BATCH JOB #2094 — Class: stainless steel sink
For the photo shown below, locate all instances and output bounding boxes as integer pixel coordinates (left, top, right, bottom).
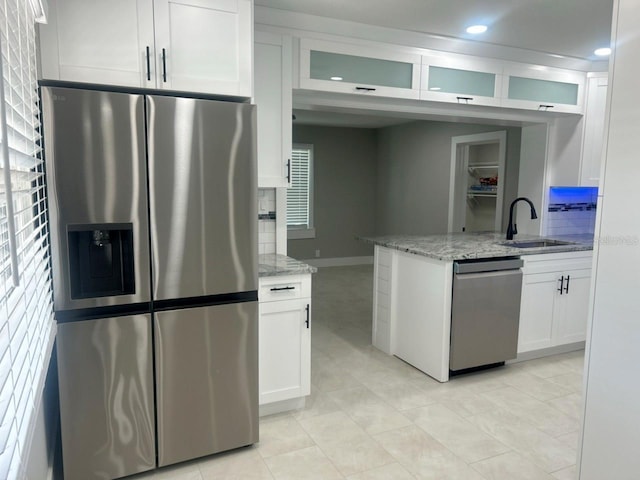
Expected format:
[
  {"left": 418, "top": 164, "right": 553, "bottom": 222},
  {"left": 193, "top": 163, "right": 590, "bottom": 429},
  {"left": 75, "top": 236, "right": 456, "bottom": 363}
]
[{"left": 501, "top": 239, "right": 576, "bottom": 248}]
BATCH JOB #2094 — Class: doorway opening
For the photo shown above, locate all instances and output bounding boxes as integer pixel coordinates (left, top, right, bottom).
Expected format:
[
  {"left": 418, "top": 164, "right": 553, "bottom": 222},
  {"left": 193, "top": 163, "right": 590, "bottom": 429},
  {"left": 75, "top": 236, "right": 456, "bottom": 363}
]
[{"left": 448, "top": 131, "right": 507, "bottom": 233}]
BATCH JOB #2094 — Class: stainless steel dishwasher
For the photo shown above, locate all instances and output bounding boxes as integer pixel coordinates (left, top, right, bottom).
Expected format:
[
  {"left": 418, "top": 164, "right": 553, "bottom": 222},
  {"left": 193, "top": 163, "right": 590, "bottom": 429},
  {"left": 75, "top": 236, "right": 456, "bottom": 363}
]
[{"left": 450, "top": 257, "right": 523, "bottom": 373}]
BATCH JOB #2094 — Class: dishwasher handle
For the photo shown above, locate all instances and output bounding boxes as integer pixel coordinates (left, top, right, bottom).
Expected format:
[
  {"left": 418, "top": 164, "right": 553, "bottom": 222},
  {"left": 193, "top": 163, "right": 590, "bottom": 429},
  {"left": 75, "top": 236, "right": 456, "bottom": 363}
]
[
  {"left": 454, "top": 269, "right": 523, "bottom": 282},
  {"left": 454, "top": 258, "right": 523, "bottom": 274}
]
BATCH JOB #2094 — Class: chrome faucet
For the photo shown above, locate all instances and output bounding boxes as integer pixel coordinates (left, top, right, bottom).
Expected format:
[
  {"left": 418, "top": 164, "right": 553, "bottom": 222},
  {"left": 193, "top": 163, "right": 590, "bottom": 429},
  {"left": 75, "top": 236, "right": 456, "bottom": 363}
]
[{"left": 506, "top": 197, "right": 538, "bottom": 240}]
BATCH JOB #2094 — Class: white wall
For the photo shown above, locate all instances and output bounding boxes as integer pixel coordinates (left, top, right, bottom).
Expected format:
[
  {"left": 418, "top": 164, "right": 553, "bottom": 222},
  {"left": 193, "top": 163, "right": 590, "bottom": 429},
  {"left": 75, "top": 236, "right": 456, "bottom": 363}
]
[{"left": 579, "top": 1, "right": 640, "bottom": 478}]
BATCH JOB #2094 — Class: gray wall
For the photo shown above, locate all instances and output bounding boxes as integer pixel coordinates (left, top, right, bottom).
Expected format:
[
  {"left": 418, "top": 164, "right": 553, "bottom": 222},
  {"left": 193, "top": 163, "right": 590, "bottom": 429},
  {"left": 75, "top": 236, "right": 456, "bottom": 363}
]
[
  {"left": 288, "top": 125, "right": 377, "bottom": 259},
  {"left": 375, "top": 120, "right": 521, "bottom": 235}
]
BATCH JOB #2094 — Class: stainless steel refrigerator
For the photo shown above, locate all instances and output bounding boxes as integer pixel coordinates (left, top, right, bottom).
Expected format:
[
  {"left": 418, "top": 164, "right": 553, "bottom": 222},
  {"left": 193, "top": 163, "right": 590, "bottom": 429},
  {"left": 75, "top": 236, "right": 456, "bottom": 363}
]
[{"left": 42, "top": 84, "right": 258, "bottom": 480}]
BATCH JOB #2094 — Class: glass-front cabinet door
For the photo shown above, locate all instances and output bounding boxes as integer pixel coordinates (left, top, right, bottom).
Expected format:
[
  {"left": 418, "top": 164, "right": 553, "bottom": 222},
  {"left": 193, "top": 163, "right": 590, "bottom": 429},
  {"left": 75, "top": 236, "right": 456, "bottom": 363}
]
[
  {"left": 420, "top": 54, "right": 503, "bottom": 107},
  {"left": 502, "top": 64, "right": 586, "bottom": 114},
  {"left": 299, "top": 38, "right": 421, "bottom": 99}
]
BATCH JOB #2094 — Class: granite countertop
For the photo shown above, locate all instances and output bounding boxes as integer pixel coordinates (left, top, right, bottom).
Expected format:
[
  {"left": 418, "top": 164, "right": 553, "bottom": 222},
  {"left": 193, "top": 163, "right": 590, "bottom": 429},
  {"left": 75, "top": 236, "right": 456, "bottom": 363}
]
[
  {"left": 258, "top": 254, "right": 318, "bottom": 277},
  {"left": 360, "top": 232, "right": 593, "bottom": 261}
]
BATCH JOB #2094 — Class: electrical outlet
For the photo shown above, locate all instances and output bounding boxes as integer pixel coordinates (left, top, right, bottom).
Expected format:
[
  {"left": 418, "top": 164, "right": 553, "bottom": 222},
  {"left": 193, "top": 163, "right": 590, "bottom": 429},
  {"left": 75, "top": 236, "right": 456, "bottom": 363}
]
[{"left": 315, "top": 249, "right": 320, "bottom": 258}]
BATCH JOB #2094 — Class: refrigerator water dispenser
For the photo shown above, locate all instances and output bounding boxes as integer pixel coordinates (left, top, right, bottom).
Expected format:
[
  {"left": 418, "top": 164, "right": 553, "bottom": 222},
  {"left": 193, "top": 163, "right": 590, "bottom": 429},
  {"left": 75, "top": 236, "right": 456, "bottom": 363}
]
[{"left": 67, "top": 223, "right": 135, "bottom": 299}]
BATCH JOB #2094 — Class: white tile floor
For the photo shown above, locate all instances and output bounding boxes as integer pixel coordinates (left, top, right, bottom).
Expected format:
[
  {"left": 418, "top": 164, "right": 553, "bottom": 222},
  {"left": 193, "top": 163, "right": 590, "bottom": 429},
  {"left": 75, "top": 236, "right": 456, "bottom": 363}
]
[{"left": 132, "top": 265, "right": 585, "bottom": 480}]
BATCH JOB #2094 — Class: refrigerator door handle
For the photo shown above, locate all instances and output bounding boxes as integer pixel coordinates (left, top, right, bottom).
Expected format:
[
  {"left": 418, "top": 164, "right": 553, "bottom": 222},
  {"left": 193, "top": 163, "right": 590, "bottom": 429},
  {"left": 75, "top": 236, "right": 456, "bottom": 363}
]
[
  {"left": 146, "top": 46, "right": 151, "bottom": 81},
  {"left": 161, "top": 48, "right": 167, "bottom": 82},
  {"left": 305, "top": 304, "right": 310, "bottom": 328}
]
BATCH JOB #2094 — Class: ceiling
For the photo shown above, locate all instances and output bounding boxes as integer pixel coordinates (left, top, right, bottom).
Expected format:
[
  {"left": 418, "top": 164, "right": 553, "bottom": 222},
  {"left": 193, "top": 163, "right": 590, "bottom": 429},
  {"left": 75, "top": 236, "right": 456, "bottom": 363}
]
[
  {"left": 254, "top": 0, "right": 613, "bottom": 61},
  {"left": 260, "top": 0, "right": 614, "bottom": 129}
]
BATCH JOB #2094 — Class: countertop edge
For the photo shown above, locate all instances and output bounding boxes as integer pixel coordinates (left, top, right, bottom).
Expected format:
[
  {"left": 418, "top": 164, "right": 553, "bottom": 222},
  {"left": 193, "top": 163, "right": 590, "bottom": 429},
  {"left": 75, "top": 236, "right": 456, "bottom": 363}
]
[
  {"left": 360, "top": 234, "right": 594, "bottom": 262},
  {"left": 258, "top": 253, "right": 318, "bottom": 277}
]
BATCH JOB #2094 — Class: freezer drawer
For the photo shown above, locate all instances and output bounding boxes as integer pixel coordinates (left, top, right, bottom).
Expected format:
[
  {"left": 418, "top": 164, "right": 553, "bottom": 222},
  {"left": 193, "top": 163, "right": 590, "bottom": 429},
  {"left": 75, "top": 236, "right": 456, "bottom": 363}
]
[
  {"left": 154, "top": 301, "right": 259, "bottom": 467},
  {"left": 450, "top": 266, "right": 523, "bottom": 371},
  {"left": 56, "top": 314, "right": 155, "bottom": 480}
]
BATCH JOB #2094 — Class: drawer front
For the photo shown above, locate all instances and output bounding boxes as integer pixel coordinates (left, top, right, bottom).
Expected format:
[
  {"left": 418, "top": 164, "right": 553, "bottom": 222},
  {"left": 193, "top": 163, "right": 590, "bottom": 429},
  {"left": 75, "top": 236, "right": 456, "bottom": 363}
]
[
  {"left": 259, "top": 275, "right": 311, "bottom": 302},
  {"left": 523, "top": 251, "right": 593, "bottom": 275}
]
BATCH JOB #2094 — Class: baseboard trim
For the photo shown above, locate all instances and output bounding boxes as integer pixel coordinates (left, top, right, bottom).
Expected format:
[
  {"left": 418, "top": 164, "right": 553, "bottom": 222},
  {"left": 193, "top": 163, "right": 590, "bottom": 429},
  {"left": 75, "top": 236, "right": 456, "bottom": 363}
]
[
  {"left": 302, "top": 256, "right": 374, "bottom": 268},
  {"left": 259, "top": 397, "right": 306, "bottom": 417},
  {"left": 509, "top": 341, "right": 586, "bottom": 363}
]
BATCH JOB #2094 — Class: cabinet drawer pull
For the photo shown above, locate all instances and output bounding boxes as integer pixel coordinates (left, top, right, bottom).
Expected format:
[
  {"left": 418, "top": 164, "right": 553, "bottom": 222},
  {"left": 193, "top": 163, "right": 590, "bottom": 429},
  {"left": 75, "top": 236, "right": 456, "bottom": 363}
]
[
  {"left": 305, "top": 304, "right": 310, "bottom": 328},
  {"left": 145, "top": 46, "right": 151, "bottom": 81},
  {"left": 355, "top": 86, "right": 376, "bottom": 92},
  {"left": 270, "top": 286, "right": 295, "bottom": 291},
  {"left": 558, "top": 276, "right": 564, "bottom": 295},
  {"left": 161, "top": 48, "right": 167, "bottom": 83},
  {"left": 564, "top": 275, "right": 570, "bottom": 294},
  {"left": 457, "top": 96, "right": 474, "bottom": 103},
  {"left": 538, "top": 104, "right": 554, "bottom": 111}
]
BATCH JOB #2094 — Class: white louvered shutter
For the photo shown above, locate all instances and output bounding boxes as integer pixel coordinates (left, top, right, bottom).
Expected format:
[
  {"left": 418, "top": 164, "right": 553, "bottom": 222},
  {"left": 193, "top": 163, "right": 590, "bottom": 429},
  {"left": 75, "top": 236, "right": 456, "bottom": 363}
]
[
  {"left": 286, "top": 145, "right": 313, "bottom": 228},
  {"left": 0, "top": 1, "right": 54, "bottom": 478}
]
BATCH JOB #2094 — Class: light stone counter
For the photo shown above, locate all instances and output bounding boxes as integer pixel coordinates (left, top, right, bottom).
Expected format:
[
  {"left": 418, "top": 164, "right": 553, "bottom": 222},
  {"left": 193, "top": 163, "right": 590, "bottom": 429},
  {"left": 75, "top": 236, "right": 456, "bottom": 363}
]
[
  {"left": 258, "top": 254, "right": 318, "bottom": 277},
  {"left": 360, "top": 232, "right": 592, "bottom": 262}
]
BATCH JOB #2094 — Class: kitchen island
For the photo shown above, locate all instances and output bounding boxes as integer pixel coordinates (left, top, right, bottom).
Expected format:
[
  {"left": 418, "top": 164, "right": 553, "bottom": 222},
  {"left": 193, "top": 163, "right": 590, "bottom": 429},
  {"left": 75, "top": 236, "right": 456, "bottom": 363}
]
[{"left": 362, "top": 233, "right": 593, "bottom": 382}]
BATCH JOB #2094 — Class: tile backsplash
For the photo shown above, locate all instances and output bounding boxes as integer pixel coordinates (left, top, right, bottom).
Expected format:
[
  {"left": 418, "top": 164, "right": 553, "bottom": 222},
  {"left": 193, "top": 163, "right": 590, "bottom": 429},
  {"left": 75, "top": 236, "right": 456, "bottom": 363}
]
[
  {"left": 258, "top": 188, "right": 276, "bottom": 254},
  {"left": 546, "top": 186, "right": 598, "bottom": 236}
]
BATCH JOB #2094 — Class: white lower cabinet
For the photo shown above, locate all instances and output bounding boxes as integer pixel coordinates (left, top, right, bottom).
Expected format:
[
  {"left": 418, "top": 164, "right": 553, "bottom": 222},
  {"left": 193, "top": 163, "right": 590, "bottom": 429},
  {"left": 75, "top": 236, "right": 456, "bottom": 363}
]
[
  {"left": 258, "top": 274, "right": 311, "bottom": 414},
  {"left": 518, "top": 252, "right": 592, "bottom": 353}
]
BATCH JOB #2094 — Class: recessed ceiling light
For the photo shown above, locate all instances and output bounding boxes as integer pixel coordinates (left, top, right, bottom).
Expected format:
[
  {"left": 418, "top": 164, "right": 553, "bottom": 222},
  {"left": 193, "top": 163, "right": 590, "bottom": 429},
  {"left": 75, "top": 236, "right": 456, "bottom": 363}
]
[
  {"left": 330, "top": 76, "right": 343, "bottom": 81},
  {"left": 594, "top": 47, "right": 611, "bottom": 56},
  {"left": 466, "top": 25, "right": 488, "bottom": 35}
]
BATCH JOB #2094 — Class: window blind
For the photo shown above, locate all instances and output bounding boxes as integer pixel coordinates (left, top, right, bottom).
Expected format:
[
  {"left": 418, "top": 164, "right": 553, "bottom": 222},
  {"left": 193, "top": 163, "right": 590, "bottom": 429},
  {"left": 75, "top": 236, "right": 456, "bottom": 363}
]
[
  {"left": 287, "top": 145, "right": 313, "bottom": 228},
  {"left": 0, "top": 1, "right": 54, "bottom": 479}
]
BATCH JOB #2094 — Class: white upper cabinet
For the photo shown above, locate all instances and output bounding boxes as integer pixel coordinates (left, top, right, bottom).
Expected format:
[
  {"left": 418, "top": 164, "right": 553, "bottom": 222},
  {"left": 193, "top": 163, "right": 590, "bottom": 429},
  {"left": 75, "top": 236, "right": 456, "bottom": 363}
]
[
  {"left": 255, "top": 32, "right": 292, "bottom": 188},
  {"left": 420, "top": 54, "right": 503, "bottom": 107},
  {"left": 39, "top": 0, "right": 155, "bottom": 88},
  {"left": 297, "top": 36, "right": 588, "bottom": 115},
  {"left": 580, "top": 74, "right": 609, "bottom": 187},
  {"left": 39, "top": 0, "right": 253, "bottom": 97},
  {"left": 299, "top": 38, "right": 421, "bottom": 100},
  {"left": 502, "top": 64, "right": 586, "bottom": 114},
  {"left": 153, "top": 0, "right": 252, "bottom": 96}
]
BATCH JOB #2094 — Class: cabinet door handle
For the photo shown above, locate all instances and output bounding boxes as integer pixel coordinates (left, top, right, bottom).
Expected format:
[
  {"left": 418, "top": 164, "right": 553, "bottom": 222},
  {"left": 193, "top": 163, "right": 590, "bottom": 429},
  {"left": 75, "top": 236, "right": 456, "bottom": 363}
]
[
  {"left": 305, "top": 304, "right": 310, "bottom": 328},
  {"left": 538, "top": 104, "right": 554, "bottom": 111},
  {"left": 286, "top": 158, "right": 291, "bottom": 183},
  {"left": 557, "top": 276, "right": 564, "bottom": 295},
  {"left": 355, "top": 86, "right": 376, "bottom": 92},
  {"left": 161, "top": 48, "right": 167, "bottom": 83},
  {"left": 270, "top": 286, "right": 295, "bottom": 291},
  {"left": 145, "top": 46, "right": 151, "bottom": 81},
  {"left": 564, "top": 275, "right": 570, "bottom": 294},
  {"left": 457, "top": 96, "right": 474, "bottom": 103}
]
